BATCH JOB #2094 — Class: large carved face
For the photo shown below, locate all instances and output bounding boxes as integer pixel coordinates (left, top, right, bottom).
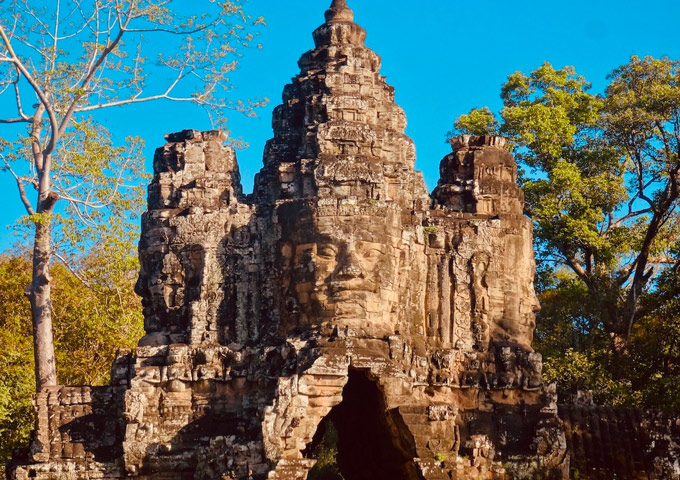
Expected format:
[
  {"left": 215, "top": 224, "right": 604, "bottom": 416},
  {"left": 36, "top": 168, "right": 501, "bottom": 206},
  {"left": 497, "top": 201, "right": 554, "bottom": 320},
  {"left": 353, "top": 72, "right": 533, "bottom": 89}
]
[{"left": 278, "top": 204, "right": 402, "bottom": 336}]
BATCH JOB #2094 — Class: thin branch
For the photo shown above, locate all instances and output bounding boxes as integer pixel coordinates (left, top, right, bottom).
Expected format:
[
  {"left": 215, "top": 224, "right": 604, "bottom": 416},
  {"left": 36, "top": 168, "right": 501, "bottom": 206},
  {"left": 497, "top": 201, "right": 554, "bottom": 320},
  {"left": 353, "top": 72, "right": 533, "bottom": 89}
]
[
  {"left": 79, "top": 1, "right": 103, "bottom": 86},
  {"left": 55, "top": 2, "right": 135, "bottom": 143},
  {"left": 51, "top": 0, "right": 61, "bottom": 73},
  {"left": 609, "top": 208, "right": 653, "bottom": 229},
  {"left": 75, "top": 92, "right": 201, "bottom": 111},
  {"left": 647, "top": 256, "right": 677, "bottom": 265},
  {"left": 123, "top": 25, "right": 219, "bottom": 35},
  {"left": 58, "top": 194, "right": 112, "bottom": 209},
  {"left": 1, "top": 154, "right": 36, "bottom": 215},
  {"left": 631, "top": 148, "right": 656, "bottom": 209},
  {"left": 58, "top": 153, "right": 130, "bottom": 210},
  {"left": 0, "top": 117, "right": 33, "bottom": 124},
  {"left": 12, "top": 67, "right": 31, "bottom": 121},
  {"left": 52, "top": 251, "right": 110, "bottom": 295},
  {"left": 22, "top": 1, "right": 53, "bottom": 39},
  {"left": 12, "top": 34, "right": 45, "bottom": 57},
  {"left": 0, "top": 25, "right": 60, "bottom": 160},
  {"left": 55, "top": 0, "right": 95, "bottom": 40}
]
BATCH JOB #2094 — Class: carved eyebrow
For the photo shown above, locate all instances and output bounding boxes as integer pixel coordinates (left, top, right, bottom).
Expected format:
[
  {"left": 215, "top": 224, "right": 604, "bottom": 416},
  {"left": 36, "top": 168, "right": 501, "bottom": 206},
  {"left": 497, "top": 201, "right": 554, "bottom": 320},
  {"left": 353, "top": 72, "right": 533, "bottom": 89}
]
[
  {"left": 316, "top": 243, "right": 339, "bottom": 254},
  {"left": 357, "top": 242, "right": 386, "bottom": 252}
]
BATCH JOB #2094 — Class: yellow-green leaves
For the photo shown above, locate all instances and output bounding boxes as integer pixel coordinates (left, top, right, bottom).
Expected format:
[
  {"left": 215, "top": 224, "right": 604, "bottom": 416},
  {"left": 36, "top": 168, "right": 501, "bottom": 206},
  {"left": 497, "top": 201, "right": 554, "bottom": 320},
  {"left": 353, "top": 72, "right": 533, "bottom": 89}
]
[
  {"left": 543, "top": 349, "right": 641, "bottom": 407},
  {"left": 526, "top": 157, "right": 628, "bottom": 267},
  {"left": 604, "top": 56, "right": 680, "bottom": 169},
  {"left": 503, "top": 102, "right": 578, "bottom": 163},
  {"left": 448, "top": 106, "right": 499, "bottom": 138},
  {"left": 0, "top": 253, "right": 143, "bottom": 473},
  {"left": 500, "top": 63, "right": 603, "bottom": 168}
]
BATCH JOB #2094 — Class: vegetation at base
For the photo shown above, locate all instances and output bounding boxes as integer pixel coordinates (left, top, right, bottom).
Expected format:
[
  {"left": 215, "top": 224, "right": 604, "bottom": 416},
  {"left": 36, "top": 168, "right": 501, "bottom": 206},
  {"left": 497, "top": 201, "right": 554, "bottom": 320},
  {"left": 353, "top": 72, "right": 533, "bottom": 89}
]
[
  {"left": 537, "top": 264, "right": 680, "bottom": 409},
  {"left": 0, "top": 251, "right": 143, "bottom": 474},
  {"left": 307, "top": 420, "right": 344, "bottom": 480},
  {"left": 452, "top": 56, "right": 680, "bottom": 411}
]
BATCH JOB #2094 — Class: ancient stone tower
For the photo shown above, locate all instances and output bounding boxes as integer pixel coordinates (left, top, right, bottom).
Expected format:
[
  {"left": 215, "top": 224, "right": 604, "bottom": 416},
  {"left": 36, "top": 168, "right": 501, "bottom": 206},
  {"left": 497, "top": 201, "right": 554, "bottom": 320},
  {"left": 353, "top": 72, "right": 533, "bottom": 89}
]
[{"left": 9, "top": 1, "right": 680, "bottom": 479}]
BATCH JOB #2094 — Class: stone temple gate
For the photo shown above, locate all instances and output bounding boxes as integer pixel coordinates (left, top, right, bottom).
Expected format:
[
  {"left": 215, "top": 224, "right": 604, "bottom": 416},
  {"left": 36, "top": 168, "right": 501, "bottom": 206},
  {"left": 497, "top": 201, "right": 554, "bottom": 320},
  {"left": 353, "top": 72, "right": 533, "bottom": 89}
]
[{"left": 9, "top": 1, "right": 680, "bottom": 479}]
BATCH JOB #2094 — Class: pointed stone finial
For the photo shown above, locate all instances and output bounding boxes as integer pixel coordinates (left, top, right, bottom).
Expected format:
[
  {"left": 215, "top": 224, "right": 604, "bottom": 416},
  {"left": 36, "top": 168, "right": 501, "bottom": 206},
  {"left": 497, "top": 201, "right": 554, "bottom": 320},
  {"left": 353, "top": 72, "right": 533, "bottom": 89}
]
[{"left": 325, "top": 0, "right": 354, "bottom": 23}]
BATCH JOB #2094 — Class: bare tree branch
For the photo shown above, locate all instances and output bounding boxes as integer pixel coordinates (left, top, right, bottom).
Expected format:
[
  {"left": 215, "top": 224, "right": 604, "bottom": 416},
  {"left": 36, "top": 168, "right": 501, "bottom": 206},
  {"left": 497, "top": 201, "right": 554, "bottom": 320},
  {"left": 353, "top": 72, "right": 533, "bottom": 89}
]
[
  {"left": 54, "top": 2, "right": 134, "bottom": 145},
  {"left": 51, "top": 0, "right": 61, "bottom": 73},
  {"left": 647, "top": 256, "right": 677, "bottom": 265},
  {"left": 610, "top": 208, "right": 653, "bottom": 230},
  {"left": 0, "top": 117, "right": 33, "bottom": 123},
  {"left": 123, "top": 25, "right": 219, "bottom": 35},
  {"left": 0, "top": 24, "right": 60, "bottom": 162},
  {"left": 52, "top": 251, "right": 111, "bottom": 295},
  {"left": 21, "top": 0, "right": 54, "bottom": 39},
  {"left": 75, "top": 92, "right": 203, "bottom": 111},
  {"left": 1, "top": 154, "right": 36, "bottom": 215}
]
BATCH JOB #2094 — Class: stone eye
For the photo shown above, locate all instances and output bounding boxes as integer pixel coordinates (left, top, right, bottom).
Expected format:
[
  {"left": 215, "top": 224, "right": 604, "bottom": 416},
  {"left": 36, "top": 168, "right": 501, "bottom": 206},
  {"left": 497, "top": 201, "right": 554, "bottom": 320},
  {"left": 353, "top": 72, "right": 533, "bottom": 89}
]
[
  {"left": 317, "top": 244, "right": 338, "bottom": 258},
  {"left": 363, "top": 248, "right": 383, "bottom": 261}
]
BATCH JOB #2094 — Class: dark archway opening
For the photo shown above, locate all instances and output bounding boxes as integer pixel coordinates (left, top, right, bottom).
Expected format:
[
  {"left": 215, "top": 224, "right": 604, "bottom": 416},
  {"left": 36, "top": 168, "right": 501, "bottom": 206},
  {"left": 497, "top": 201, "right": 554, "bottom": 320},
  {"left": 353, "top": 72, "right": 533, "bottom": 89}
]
[{"left": 305, "top": 369, "right": 419, "bottom": 480}]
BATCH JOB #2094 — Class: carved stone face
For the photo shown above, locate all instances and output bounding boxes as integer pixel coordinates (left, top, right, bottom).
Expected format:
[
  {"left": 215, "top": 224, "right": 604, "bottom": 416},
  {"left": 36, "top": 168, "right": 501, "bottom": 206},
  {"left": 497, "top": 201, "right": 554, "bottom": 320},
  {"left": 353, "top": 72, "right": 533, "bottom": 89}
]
[
  {"left": 312, "top": 235, "right": 389, "bottom": 316},
  {"left": 516, "top": 239, "right": 541, "bottom": 345},
  {"left": 279, "top": 205, "right": 402, "bottom": 336}
]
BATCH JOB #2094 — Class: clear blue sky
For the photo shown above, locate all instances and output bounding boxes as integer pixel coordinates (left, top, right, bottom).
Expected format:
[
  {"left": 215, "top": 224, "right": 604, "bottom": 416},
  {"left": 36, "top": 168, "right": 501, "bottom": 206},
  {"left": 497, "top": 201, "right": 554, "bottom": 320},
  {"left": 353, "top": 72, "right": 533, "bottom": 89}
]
[{"left": 1, "top": 0, "right": 680, "bottom": 250}]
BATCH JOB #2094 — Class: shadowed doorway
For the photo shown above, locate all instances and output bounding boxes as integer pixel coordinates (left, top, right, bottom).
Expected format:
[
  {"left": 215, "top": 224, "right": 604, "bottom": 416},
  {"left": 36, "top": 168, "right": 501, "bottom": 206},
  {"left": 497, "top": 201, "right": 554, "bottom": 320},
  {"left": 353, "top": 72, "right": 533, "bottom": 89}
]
[{"left": 305, "top": 369, "right": 420, "bottom": 480}]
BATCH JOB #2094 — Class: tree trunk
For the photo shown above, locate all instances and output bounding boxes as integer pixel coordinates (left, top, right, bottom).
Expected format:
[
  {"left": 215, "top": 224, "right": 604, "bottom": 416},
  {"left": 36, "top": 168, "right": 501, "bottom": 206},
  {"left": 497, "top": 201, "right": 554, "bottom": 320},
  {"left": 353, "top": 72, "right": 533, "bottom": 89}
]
[{"left": 29, "top": 215, "right": 58, "bottom": 390}]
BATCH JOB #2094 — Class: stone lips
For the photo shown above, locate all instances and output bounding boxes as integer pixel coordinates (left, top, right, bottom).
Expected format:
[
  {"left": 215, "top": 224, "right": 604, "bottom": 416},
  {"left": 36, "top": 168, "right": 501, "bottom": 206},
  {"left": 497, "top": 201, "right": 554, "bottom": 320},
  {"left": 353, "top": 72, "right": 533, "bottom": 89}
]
[{"left": 8, "top": 2, "right": 680, "bottom": 480}]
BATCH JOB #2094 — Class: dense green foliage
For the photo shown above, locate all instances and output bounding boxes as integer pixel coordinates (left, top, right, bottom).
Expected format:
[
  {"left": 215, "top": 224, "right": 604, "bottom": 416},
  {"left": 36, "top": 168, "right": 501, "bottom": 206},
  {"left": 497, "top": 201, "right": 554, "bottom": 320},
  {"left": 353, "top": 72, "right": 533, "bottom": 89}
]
[
  {"left": 0, "top": 252, "right": 143, "bottom": 473},
  {"left": 453, "top": 56, "right": 680, "bottom": 410}
]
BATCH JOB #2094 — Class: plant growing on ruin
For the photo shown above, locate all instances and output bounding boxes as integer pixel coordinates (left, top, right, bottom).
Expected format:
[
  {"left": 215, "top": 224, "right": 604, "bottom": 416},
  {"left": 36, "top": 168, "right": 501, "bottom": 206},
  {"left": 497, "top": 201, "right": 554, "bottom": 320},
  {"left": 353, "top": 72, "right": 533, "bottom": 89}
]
[{"left": 0, "top": 0, "right": 266, "bottom": 390}]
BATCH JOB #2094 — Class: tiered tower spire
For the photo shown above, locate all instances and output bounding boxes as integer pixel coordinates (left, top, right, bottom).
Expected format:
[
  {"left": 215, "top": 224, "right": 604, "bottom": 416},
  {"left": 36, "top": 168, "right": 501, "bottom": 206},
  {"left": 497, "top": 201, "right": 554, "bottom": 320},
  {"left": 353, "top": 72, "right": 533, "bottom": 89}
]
[{"left": 254, "top": 0, "right": 426, "bottom": 211}]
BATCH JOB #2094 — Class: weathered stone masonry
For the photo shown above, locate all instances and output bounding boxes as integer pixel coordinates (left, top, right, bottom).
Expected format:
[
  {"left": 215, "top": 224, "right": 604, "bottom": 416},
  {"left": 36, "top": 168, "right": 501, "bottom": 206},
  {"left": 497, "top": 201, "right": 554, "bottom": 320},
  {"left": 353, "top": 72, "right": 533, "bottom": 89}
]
[{"left": 9, "top": 1, "right": 680, "bottom": 479}]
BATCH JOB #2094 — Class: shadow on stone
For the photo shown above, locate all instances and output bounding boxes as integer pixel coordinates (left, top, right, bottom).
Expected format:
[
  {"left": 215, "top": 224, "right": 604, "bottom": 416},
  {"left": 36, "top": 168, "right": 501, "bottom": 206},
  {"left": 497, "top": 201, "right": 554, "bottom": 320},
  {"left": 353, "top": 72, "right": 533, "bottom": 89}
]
[{"left": 306, "top": 369, "right": 420, "bottom": 480}]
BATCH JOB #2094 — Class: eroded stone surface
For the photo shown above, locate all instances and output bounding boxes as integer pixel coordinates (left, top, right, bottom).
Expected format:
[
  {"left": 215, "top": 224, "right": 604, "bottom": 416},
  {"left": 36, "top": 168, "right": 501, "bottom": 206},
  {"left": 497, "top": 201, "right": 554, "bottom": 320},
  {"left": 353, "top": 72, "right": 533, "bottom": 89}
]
[{"left": 8, "top": 2, "right": 679, "bottom": 480}]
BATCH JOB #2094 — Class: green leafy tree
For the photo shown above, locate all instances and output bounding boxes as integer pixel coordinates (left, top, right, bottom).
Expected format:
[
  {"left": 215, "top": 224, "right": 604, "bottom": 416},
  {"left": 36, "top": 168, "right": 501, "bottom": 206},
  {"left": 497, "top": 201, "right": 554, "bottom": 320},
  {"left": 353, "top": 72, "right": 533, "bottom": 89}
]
[
  {"left": 452, "top": 57, "right": 680, "bottom": 407},
  {"left": 627, "top": 257, "right": 680, "bottom": 410},
  {"left": 0, "top": 252, "right": 143, "bottom": 475},
  {"left": 0, "top": 0, "right": 266, "bottom": 390}
]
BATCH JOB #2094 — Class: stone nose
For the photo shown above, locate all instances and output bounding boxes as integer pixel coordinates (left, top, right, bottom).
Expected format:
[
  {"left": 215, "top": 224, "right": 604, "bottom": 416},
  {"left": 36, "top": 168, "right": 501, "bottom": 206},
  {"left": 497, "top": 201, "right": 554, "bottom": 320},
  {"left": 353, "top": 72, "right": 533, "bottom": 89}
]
[{"left": 335, "top": 250, "right": 365, "bottom": 280}]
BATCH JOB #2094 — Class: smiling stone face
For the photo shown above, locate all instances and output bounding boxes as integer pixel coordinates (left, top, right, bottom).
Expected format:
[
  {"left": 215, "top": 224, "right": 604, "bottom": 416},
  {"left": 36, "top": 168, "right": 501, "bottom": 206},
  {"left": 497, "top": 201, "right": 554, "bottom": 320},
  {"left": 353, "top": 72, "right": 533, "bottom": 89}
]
[
  {"left": 278, "top": 203, "right": 405, "bottom": 337},
  {"left": 313, "top": 234, "right": 392, "bottom": 319}
]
